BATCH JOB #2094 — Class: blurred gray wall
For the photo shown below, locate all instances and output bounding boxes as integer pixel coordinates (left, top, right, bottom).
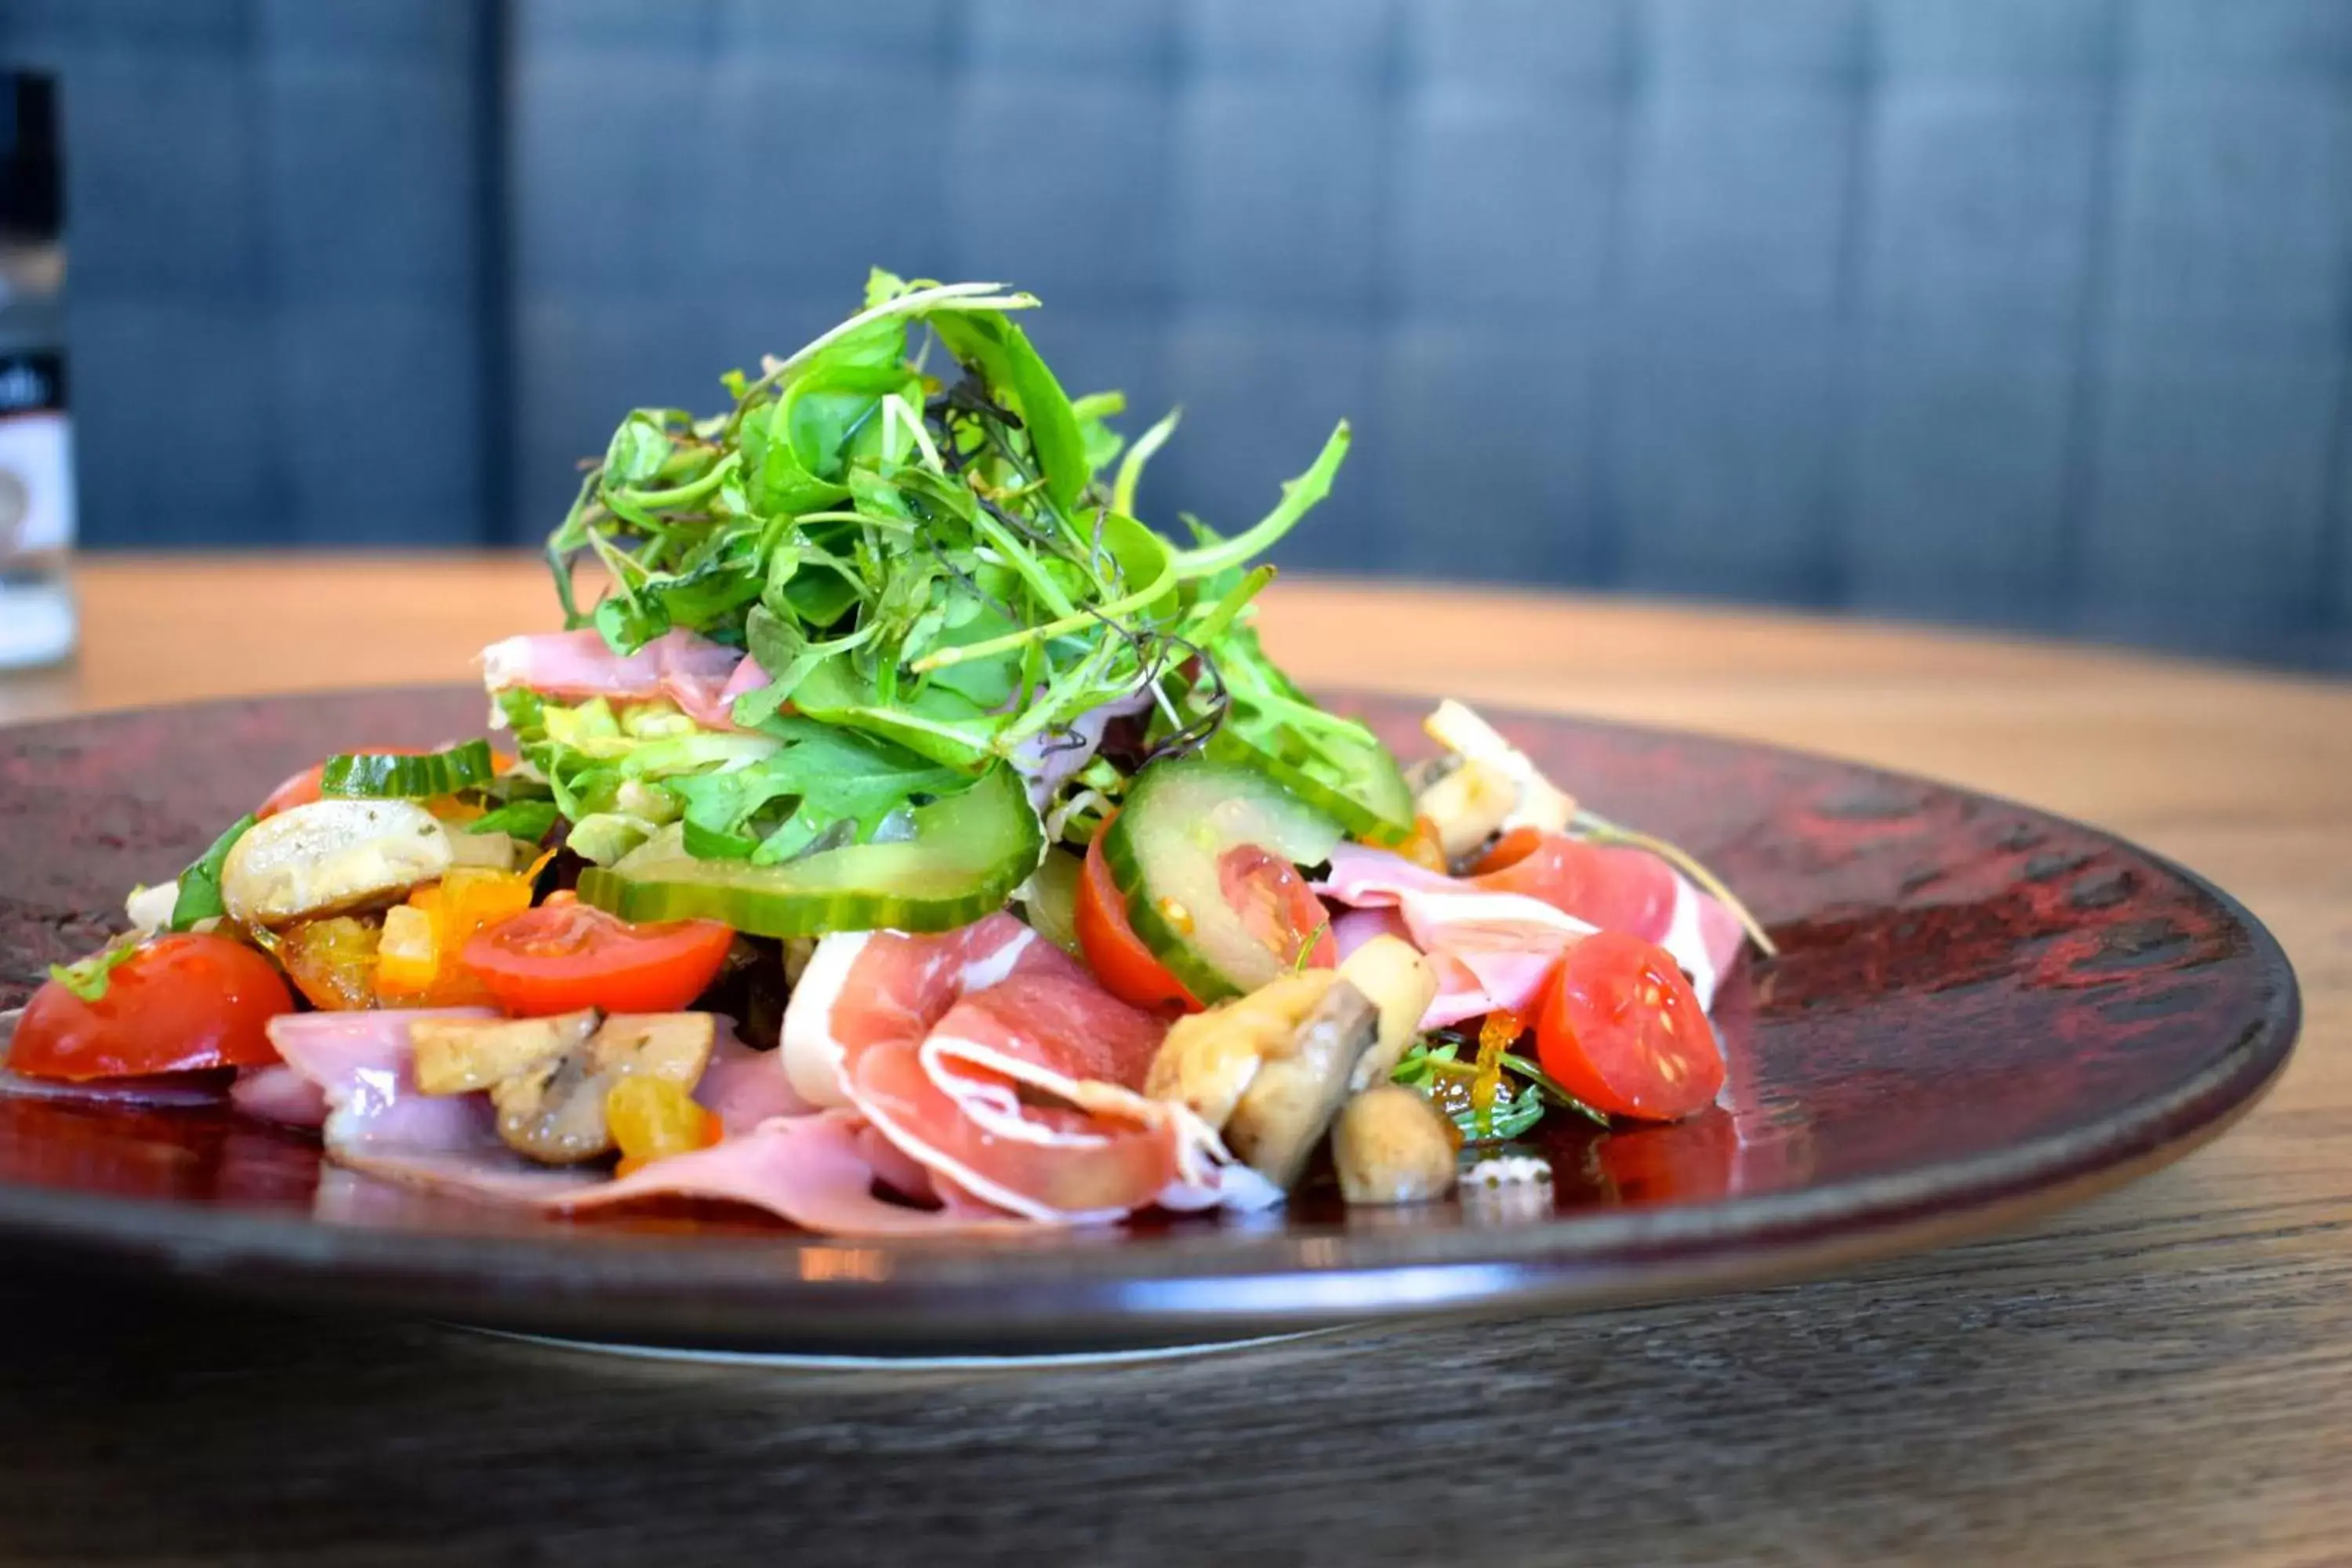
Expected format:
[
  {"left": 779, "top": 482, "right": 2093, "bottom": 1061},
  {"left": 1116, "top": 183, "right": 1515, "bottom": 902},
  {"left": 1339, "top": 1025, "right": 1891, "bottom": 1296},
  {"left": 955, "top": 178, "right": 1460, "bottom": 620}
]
[{"left": 5, "top": 0, "right": 2350, "bottom": 668}]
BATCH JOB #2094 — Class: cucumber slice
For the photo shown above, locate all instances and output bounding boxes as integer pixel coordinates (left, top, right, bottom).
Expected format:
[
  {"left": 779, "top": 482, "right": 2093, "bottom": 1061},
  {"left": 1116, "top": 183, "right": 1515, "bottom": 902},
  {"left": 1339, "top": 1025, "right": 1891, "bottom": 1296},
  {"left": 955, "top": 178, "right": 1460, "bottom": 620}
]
[
  {"left": 575, "top": 761, "right": 1042, "bottom": 938},
  {"left": 321, "top": 739, "right": 496, "bottom": 800},
  {"left": 1207, "top": 716, "right": 1414, "bottom": 847},
  {"left": 1020, "top": 845, "right": 1085, "bottom": 956},
  {"left": 1101, "top": 756, "right": 1343, "bottom": 1003}
]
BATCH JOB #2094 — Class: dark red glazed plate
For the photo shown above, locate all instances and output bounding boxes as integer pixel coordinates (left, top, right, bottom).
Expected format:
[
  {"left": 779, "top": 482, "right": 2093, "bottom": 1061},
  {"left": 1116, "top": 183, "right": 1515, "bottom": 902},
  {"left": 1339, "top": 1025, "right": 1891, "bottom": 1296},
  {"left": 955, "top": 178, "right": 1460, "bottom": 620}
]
[{"left": 0, "top": 688, "right": 2299, "bottom": 1354}]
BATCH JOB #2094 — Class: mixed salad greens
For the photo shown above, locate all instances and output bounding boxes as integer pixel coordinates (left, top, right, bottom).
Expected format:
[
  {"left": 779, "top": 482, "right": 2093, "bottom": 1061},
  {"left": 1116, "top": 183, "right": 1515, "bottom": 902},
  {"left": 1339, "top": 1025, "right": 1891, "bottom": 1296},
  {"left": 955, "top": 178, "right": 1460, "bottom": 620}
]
[{"left": 1, "top": 274, "right": 1769, "bottom": 1228}]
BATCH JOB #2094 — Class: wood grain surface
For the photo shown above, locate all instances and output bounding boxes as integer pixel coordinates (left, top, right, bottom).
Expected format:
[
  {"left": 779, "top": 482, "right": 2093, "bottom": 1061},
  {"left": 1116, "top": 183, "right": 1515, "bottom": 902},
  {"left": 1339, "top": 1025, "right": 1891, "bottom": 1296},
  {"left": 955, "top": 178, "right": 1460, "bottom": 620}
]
[{"left": 2, "top": 557, "right": 2349, "bottom": 1567}]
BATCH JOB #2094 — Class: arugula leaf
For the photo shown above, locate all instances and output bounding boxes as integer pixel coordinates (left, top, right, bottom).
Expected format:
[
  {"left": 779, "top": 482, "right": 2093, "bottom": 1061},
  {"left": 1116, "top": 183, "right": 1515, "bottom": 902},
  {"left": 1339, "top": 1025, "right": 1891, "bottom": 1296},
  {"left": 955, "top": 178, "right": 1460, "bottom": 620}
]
[
  {"left": 168, "top": 814, "right": 256, "bottom": 931},
  {"left": 670, "top": 718, "right": 971, "bottom": 864},
  {"left": 928, "top": 310, "right": 1091, "bottom": 513},
  {"left": 1071, "top": 390, "right": 1127, "bottom": 478},
  {"left": 603, "top": 412, "right": 675, "bottom": 487},
  {"left": 466, "top": 800, "right": 561, "bottom": 843},
  {"left": 539, "top": 276, "right": 1414, "bottom": 879}
]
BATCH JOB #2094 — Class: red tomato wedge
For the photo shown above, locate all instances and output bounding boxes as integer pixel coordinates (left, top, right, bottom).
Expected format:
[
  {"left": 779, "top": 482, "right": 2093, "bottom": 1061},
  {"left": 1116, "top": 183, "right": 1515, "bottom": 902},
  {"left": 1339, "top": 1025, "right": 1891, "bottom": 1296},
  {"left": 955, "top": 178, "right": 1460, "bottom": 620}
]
[
  {"left": 257, "top": 762, "right": 332, "bottom": 818},
  {"left": 459, "top": 902, "right": 734, "bottom": 1016},
  {"left": 1217, "top": 844, "right": 1338, "bottom": 972},
  {"left": 1534, "top": 930, "right": 1722, "bottom": 1120},
  {"left": 1076, "top": 826, "right": 1200, "bottom": 1013},
  {"left": 7, "top": 934, "right": 295, "bottom": 1081}
]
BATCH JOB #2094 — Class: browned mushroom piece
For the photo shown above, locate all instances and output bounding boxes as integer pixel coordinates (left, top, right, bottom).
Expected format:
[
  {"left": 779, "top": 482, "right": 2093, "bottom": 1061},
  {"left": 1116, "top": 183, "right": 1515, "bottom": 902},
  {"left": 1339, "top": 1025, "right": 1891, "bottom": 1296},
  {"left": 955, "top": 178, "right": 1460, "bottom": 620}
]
[
  {"left": 1332, "top": 1084, "right": 1461, "bottom": 1205},
  {"left": 411, "top": 1010, "right": 598, "bottom": 1097},
  {"left": 590, "top": 1013, "right": 717, "bottom": 1082},
  {"left": 412, "top": 1011, "right": 720, "bottom": 1166},
  {"left": 489, "top": 1051, "right": 617, "bottom": 1165},
  {"left": 1221, "top": 975, "right": 1380, "bottom": 1189},
  {"left": 1145, "top": 972, "right": 1330, "bottom": 1132}
]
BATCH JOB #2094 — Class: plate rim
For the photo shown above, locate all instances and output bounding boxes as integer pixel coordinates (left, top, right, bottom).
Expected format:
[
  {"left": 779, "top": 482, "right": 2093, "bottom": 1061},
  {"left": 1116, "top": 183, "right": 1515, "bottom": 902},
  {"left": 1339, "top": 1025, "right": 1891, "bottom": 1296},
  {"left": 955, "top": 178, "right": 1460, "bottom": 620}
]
[{"left": 0, "top": 686, "right": 2303, "bottom": 1347}]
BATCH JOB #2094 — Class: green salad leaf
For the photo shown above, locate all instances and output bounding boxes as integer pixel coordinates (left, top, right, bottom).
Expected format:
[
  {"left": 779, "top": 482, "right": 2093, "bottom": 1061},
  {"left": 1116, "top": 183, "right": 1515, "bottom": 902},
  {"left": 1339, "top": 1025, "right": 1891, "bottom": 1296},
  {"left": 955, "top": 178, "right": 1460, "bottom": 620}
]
[
  {"left": 530, "top": 270, "right": 1406, "bottom": 873},
  {"left": 168, "top": 814, "right": 256, "bottom": 932}
]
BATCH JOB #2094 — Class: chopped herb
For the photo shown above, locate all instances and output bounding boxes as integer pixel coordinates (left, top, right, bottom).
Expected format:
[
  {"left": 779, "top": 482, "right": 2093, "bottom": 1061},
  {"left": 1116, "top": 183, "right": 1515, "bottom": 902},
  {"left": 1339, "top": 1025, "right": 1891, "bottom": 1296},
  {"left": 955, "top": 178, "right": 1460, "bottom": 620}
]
[{"left": 49, "top": 938, "right": 140, "bottom": 1004}]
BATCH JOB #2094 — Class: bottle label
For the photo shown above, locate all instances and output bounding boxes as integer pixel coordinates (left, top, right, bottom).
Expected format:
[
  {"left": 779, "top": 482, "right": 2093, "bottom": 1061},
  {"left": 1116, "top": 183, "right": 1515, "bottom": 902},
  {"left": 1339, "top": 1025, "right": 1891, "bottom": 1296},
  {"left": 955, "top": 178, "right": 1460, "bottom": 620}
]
[{"left": 0, "top": 350, "right": 73, "bottom": 560}]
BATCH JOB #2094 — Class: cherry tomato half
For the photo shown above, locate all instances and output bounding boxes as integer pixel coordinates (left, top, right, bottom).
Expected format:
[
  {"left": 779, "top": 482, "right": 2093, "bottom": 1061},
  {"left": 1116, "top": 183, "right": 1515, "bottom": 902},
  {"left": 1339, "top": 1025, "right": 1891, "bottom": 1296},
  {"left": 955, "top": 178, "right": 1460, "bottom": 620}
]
[
  {"left": 459, "top": 902, "right": 734, "bottom": 1016},
  {"left": 1217, "top": 844, "right": 1338, "bottom": 971},
  {"left": 257, "top": 762, "right": 330, "bottom": 818},
  {"left": 7, "top": 933, "right": 295, "bottom": 1081},
  {"left": 1534, "top": 930, "right": 1722, "bottom": 1121},
  {"left": 1076, "top": 826, "right": 1200, "bottom": 1012}
]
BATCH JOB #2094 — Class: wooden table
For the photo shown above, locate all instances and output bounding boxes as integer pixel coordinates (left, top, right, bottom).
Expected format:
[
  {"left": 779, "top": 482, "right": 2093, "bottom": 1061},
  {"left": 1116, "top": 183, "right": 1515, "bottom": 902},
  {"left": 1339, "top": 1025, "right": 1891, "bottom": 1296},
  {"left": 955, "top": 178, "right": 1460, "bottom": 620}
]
[{"left": 3, "top": 557, "right": 2349, "bottom": 1566}]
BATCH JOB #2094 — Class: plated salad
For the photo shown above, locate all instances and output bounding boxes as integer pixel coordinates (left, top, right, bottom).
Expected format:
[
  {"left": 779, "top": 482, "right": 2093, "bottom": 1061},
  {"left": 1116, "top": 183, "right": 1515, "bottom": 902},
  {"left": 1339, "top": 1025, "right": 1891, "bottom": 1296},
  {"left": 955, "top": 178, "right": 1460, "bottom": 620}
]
[{"left": 0, "top": 273, "right": 1771, "bottom": 1232}]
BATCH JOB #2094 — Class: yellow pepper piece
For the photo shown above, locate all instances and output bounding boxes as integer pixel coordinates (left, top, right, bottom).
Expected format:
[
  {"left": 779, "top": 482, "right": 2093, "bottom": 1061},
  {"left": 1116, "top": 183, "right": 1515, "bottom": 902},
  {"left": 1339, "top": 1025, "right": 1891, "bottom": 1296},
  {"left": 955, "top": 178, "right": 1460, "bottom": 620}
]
[
  {"left": 437, "top": 865, "right": 535, "bottom": 949},
  {"left": 374, "top": 904, "right": 440, "bottom": 998},
  {"left": 606, "top": 1075, "right": 722, "bottom": 1178},
  {"left": 373, "top": 866, "right": 538, "bottom": 1005},
  {"left": 278, "top": 915, "right": 383, "bottom": 1011}
]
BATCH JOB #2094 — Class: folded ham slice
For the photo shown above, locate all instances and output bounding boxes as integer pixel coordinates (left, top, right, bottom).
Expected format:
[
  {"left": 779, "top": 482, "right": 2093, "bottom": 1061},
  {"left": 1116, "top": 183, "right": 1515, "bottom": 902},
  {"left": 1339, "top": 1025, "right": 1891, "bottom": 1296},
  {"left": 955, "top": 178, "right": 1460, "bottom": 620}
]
[
  {"left": 782, "top": 915, "right": 1275, "bottom": 1222},
  {"left": 1317, "top": 837, "right": 1746, "bottom": 1026},
  {"left": 267, "top": 1007, "right": 590, "bottom": 1201},
  {"left": 557, "top": 1109, "right": 1036, "bottom": 1236},
  {"left": 481, "top": 628, "right": 757, "bottom": 732},
  {"left": 265, "top": 1010, "right": 1021, "bottom": 1231}
]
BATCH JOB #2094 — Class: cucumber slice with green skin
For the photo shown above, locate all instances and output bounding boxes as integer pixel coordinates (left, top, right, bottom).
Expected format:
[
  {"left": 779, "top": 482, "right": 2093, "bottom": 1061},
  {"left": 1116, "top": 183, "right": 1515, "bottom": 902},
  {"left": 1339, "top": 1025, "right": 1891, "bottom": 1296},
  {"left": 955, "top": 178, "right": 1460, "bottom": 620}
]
[
  {"left": 321, "top": 739, "right": 496, "bottom": 799},
  {"left": 1021, "top": 846, "right": 1085, "bottom": 957},
  {"left": 1101, "top": 756, "right": 1344, "bottom": 1004},
  {"left": 575, "top": 761, "right": 1042, "bottom": 938},
  {"left": 1207, "top": 717, "right": 1415, "bottom": 847}
]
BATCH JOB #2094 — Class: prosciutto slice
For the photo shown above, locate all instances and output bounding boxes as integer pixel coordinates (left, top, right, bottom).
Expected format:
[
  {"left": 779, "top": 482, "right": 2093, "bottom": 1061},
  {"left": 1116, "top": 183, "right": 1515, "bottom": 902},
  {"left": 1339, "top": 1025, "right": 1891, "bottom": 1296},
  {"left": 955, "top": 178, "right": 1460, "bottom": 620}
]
[
  {"left": 782, "top": 915, "right": 1272, "bottom": 1222},
  {"left": 481, "top": 628, "right": 755, "bottom": 731},
  {"left": 1317, "top": 837, "right": 1747, "bottom": 1024}
]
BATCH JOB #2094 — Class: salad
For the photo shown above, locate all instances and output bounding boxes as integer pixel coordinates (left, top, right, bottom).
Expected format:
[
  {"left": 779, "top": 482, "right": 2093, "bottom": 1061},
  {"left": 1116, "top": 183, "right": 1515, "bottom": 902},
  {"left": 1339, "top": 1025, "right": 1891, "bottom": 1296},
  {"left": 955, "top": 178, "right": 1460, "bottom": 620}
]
[{"left": 0, "top": 273, "right": 1771, "bottom": 1231}]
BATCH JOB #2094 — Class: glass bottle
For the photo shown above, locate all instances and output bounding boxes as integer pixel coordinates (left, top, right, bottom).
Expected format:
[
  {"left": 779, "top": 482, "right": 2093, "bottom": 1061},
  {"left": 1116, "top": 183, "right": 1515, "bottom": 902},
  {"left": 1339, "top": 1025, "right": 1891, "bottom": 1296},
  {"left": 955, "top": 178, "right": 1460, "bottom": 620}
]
[{"left": 0, "top": 71, "right": 73, "bottom": 670}]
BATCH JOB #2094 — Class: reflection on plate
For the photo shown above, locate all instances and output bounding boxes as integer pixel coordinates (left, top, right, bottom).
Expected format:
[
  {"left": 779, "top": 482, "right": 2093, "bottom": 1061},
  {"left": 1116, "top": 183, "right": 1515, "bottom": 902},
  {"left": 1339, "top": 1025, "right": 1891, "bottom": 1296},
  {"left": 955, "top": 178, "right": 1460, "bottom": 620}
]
[{"left": 0, "top": 688, "right": 2298, "bottom": 1355}]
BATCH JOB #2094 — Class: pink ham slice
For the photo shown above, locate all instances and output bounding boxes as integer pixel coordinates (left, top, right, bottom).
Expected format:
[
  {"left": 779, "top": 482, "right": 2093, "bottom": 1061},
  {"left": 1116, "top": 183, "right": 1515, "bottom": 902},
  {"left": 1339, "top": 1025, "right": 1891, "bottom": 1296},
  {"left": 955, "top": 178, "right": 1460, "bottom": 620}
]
[
  {"left": 263, "top": 1010, "right": 1011, "bottom": 1231},
  {"left": 1318, "top": 839, "right": 1747, "bottom": 1025},
  {"left": 481, "top": 628, "right": 757, "bottom": 731},
  {"left": 231, "top": 1063, "right": 330, "bottom": 1127},
  {"left": 560, "top": 1109, "right": 1033, "bottom": 1236},
  {"left": 267, "top": 1007, "right": 590, "bottom": 1201},
  {"left": 782, "top": 915, "right": 1271, "bottom": 1223}
]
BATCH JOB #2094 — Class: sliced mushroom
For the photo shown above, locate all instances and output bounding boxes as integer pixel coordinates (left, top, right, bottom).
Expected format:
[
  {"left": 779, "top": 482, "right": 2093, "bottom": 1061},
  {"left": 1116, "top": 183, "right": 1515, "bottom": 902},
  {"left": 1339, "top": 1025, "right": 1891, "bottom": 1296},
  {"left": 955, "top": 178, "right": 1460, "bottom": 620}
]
[
  {"left": 447, "top": 1011, "right": 717, "bottom": 1167},
  {"left": 1423, "top": 699, "right": 1576, "bottom": 837},
  {"left": 1332, "top": 1085, "right": 1460, "bottom": 1205},
  {"left": 1413, "top": 756, "right": 1519, "bottom": 860},
  {"left": 1145, "top": 972, "right": 1341, "bottom": 1131},
  {"left": 1222, "top": 974, "right": 1379, "bottom": 1189},
  {"left": 220, "top": 799, "right": 453, "bottom": 927},
  {"left": 589, "top": 1013, "right": 717, "bottom": 1082},
  {"left": 490, "top": 1052, "right": 616, "bottom": 1166},
  {"left": 1337, "top": 935, "right": 1440, "bottom": 1091},
  {"left": 411, "top": 1010, "right": 599, "bottom": 1097}
]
